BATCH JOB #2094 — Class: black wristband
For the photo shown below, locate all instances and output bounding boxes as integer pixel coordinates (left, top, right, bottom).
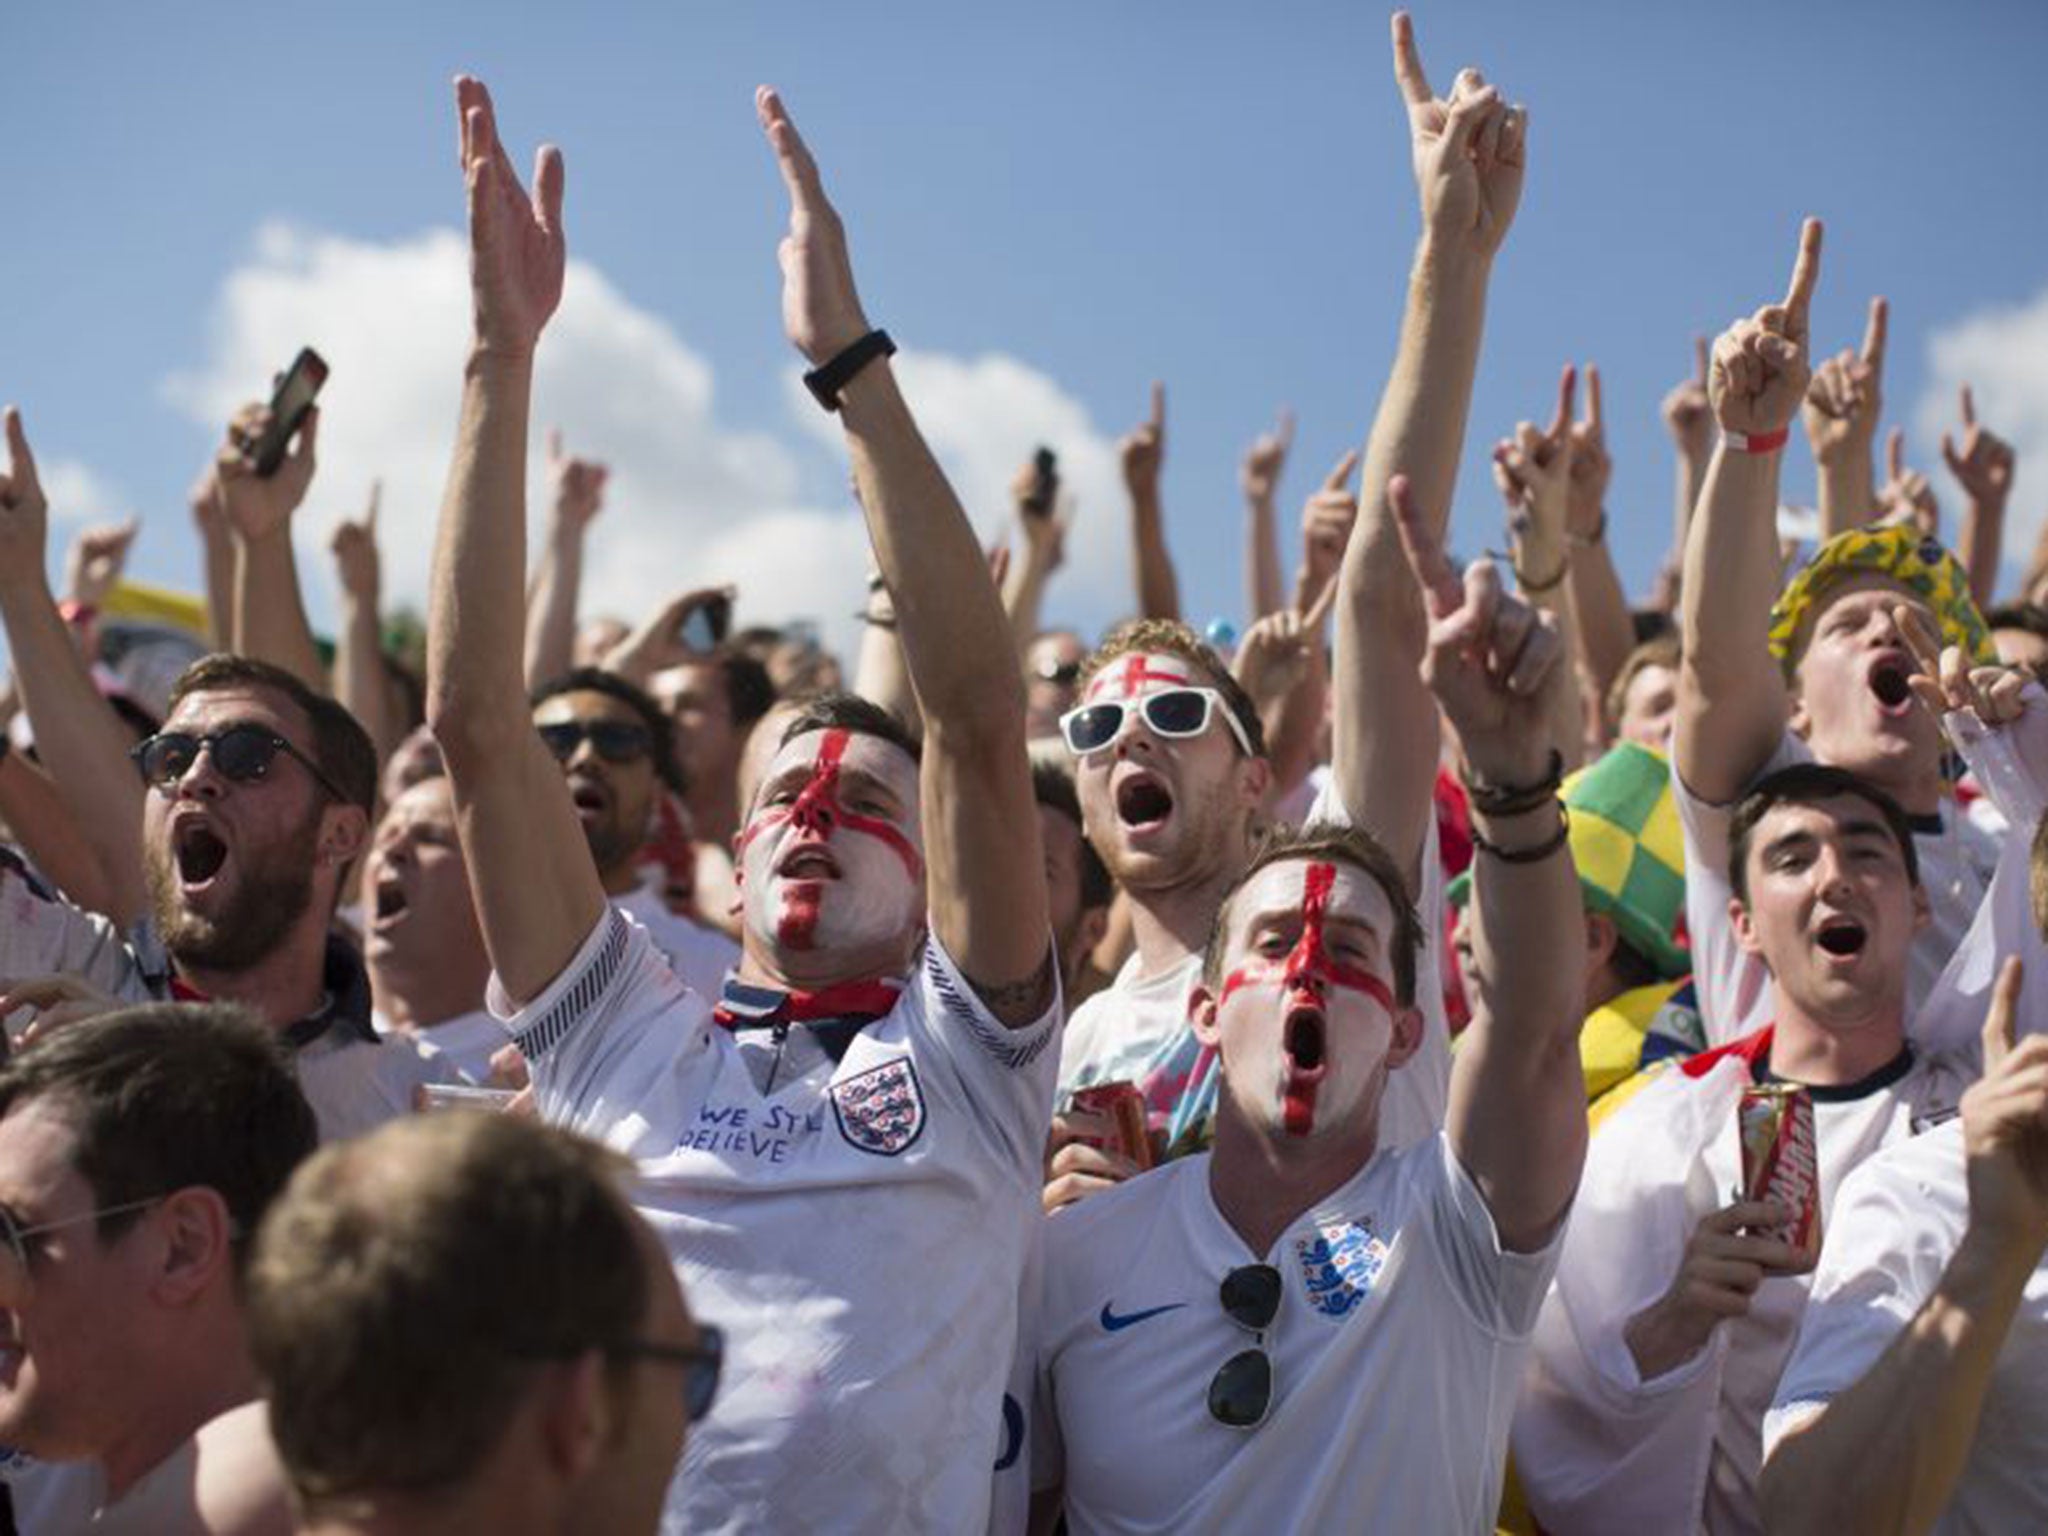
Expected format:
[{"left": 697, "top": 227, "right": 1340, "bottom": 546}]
[
  {"left": 804, "top": 329, "right": 896, "bottom": 413},
  {"left": 1463, "top": 749, "right": 1564, "bottom": 818},
  {"left": 1471, "top": 806, "right": 1570, "bottom": 864}
]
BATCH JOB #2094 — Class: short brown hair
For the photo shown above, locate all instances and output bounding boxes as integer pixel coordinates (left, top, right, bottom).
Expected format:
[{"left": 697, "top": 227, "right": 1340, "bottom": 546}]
[
  {"left": 169, "top": 654, "right": 377, "bottom": 815},
  {"left": 1726, "top": 763, "right": 1919, "bottom": 904},
  {"left": 1079, "top": 619, "right": 1266, "bottom": 759},
  {"left": 248, "top": 1114, "right": 650, "bottom": 1514},
  {"left": 1201, "top": 821, "right": 1421, "bottom": 1007},
  {"left": 1604, "top": 634, "right": 1681, "bottom": 736}
]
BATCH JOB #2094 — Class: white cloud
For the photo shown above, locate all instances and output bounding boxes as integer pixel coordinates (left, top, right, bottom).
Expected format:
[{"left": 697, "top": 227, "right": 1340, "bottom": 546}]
[
  {"left": 161, "top": 221, "right": 1130, "bottom": 668},
  {"left": 1913, "top": 283, "right": 2048, "bottom": 586},
  {"left": 37, "top": 459, "right": 133, "bottom": 530}
]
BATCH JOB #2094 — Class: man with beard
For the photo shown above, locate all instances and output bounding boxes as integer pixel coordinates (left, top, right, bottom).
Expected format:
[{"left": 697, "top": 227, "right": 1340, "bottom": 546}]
[
  {"left": 1029, "top": 452, "right": 1584, "bottom": 1531},
  {"left": 1675, "top": 223, "right": 1998, "bottom": 1052},
  {"left": 530, "top": 668, "right": 737, "bottom": 1002},
  {"left": 0, "top": 413, "right": 449, "bottom": 1136},
  {"left": 425, "top": 79, "right": 1058, "bottom": 1532}
]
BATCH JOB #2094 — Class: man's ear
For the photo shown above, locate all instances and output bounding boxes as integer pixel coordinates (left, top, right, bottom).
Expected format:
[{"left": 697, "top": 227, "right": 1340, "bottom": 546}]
[
  {"left": 537, "top": 1351, "right": 614, "bottom": 1481},
  {"left": 320, "top": 804, "right": 370, "bottom": 869},
  {"left": 1911, "top": 877, "right": 1932, "bottom": 934},
  {"left": 1076, "top": 906, "right": 1111, "bottom": 966},
  {"left": 150, "top": 1186, "right": 236, "bottom": 1307},
  {"left": 1190, "top": 985, "right": 1221, "bottom": 1049},
  {"left": 1729, "top": 894, "right": 1764, "bottom": 957},
  {"left": 1385, "top": 1005, "right": 1426, "bottom": 1070},
  {"left": 1237, "top": 754, "right": 1273, "bottom": 812},
  {"left": 1585, "top": 910, "right": 1619, "bottom": 969}
]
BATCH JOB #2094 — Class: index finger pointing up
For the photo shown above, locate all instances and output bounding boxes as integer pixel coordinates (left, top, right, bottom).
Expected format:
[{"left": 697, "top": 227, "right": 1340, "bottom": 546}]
[
  {"left": 1390, "top": 12, "right": 1434, "bottom": 105},
  {"left": 1585, "top": 364, "right": 1605, "bottom": 433},
  {"left": 1389, "top": 475, "right": 1460, "bottom": 617},
  {"left": 1961, "top": 384, "right": 1977, "bottom": 428},
  {"left": 1984, "top": 955, "right": 2024, "bottom": 1076},
  {"left": 3, "top": 407, "right": 39, "bottom": 495},
  {"left": 756, "top": 86, "right": 822, "bottom": 205},
  {"left": 1694, "top": 334, "right": 1709, "bottom": 387},
  {"left": 1784, "top": 217, "right": 1823, "bottom": 345},
  {"left": 1323, "top": 447, "right": 1361, "bottom": 493},
  {"left": 1861, "top": 296, "right": 1888, "bottom": 371},
  {"left": 1149, "top": 381, "right": 1166, "bottom": 433},
  {"left": 1547, "top": 364, "right": 1577, "bottom": 442}
]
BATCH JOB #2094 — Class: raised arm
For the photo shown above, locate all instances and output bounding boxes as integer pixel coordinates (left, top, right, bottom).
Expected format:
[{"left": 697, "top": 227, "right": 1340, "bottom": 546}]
[
  {"left": 1121, "top": 383, "right": 1180, "bottom": 622},
  {"left": 190, "top": 469, "right": 236, "bottom": 648},
  {"left": 1662, "top": 336, "right": 1715, "bottom": 556},
  {"left": 759, "top": 88, "right": 1049, "bottom": 1020},
  {"left": 1494, "top": 368, "right": 1587, "bottom": 770},
  {"left": 1762, "top": 962, "right": 2048, "bottom": 1536},
  {"left": 1241, "top": 409, "right": 1292, "bottom": 621},
  {"left": 1803, "top": 295, "right": 1885, "bottom": 540},
  {"left": 220, "top": 401, "right": 330, "bottom": 694},
  {"left": 329, "top": 480, "right": 398, "bottom": 765},
  {"left": 1396, "top": 481, "right": 1584, "bottom": 1252},
  {"left": 0, "top": 408, "right": 149, "bottom": 926},
  {"left": 1333, "top": 10, "right": 1523, "bottom": 884},
  {"left": 425, "top": 77, "right": 606, "bottom": 1005},
  {"left": 999, "top": 454, "right": 1067, "bottom": 654},
  {"left": 1943, "top": 386, "right": 2015, "bottom": 607},
  {"left": 1674, "top": 220, "right": 1821, "bottom": 804},
  {"left": 522, "top": 430, "right": 607, "bottom": 688},
  {"left": 1560, "top": 364, "right": 1637, "bottom": 707}
]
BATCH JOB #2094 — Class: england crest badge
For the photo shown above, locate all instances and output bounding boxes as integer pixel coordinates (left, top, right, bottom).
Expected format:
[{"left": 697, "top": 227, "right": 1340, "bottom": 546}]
[
  {"left": 830, "top": 1057, "right": 926, "bottom": 1156},
  {"left": 1295, "top": 1217, "right": 1390, "bottom": 1319}
]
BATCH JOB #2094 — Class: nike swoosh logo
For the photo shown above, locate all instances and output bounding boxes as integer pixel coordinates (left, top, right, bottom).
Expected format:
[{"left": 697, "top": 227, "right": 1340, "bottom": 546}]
[{"left": 1100, "top": 1301, "right": 1188, "bottom": 1332}]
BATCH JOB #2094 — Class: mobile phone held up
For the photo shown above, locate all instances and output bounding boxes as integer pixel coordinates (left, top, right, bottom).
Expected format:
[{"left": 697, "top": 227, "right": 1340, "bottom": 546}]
[
  {"left": 1022, "top": 446, "right": 1059, "bottom": 519},
  {"left": 250, "top": 348, "right": 329, "bottom": 478},
  {"left": 677, "top": 591, "right": 733, "bottom": 654}
]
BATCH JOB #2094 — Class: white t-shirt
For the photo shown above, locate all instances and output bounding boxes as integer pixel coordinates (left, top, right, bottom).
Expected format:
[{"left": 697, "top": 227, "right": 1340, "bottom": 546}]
[
  {"left": 1513, "top": 1033, "right": 1969, "bottom": 1534},
  {"left": 614, "top": 883, "right": 739, "bottom": 1003},
  {"left": 1033, "top": 1137, "right": 1558, "bottom": 1535},
  {"left": 372, "top": 1007, "right": 509, "bottom": 1086},
  {"left": 499, "top": 907, "right": 1060, "bottom": 1536},
  {"left": 0, "top": 854, "right": 453, "bottom": 1143},
  {"left": 1765, "top": 1120, "right": 2048, "bottom": 1532},
  {"left": 1671, "top": 734, "right": 1998, "bottom": 1051}
]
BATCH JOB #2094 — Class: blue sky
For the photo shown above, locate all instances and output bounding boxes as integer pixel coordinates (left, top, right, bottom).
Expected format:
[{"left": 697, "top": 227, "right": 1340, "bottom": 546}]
[{"left": 9, "top": 0, "right": 2048, "bottom": 657}]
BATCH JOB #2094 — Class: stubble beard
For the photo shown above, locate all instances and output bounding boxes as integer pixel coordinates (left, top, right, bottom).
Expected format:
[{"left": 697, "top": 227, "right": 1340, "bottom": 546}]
[{"left": 147, "top": 808, "right": 322, "bottom": 973}]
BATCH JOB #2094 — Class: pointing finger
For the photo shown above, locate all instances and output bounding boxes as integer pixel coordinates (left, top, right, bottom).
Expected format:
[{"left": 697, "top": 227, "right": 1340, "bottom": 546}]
[
  {"left": 1784, "top": 218, "right": 1823, "bottom": 346},
  {"left": 1323, "top": 448, "right": 1361, "bottom": 493},
  {"left": 1390, "top": 11, "right": 1434, "bottom": 106},
  {"left": 756, "top": 86, "right": 822, "bottom": 207},
  {"left": 4, "top": 407, "right": 39, "bottom": 497},
  {"left": 1299, "top": 571, "right": 1340, "bottom": 633},
  {"left": 1277, "top": 406, "right": 1295, "bottom": 452},
  {"left": 1961, "top": 384, "right": 1977, "bottom": 428},
  {"left": 1389, "top": 474, "right": 1460, "bottom": 618},
  {"left": 1585, "top": 364, "right": 1605, "bottom": 433},
  {"left": 1861, "top": 296, "right": 1888, "bottom": 371},
  {"left": 1149, "top": 381, "right": 1166, "bottom": 434},
  {"left": 1547, "top": 364, "right": 1577, "bottom": 443},
  {"left": 1985, "top": 955, "right": 2024, "bottom": 1076},
  {"left": 1694, "top": 334, "right": 1709, "bottom": 388},
  {"left": 1887, "top": 427, "right": 1905, "bottom": 483}
]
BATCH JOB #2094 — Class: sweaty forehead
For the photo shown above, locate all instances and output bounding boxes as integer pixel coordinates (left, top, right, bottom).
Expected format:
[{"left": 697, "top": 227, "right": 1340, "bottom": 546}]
[
  {"left": 1231, "top": 857, "right": 1396, "bottom": 945},
  {"left": 1083, "top": 650, "right": 1198, "bottom": 703}
]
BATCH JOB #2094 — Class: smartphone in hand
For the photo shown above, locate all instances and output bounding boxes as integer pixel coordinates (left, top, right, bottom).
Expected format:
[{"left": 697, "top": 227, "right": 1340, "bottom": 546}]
[
  {"left": 677, "top": 591, "right": 733, "bottom": 654},
  {"left": 250, "top": 348, "right": 330, "bottom": 477},
  {"left": 1022, "top": 446, "right": 1059, "bottom": 519}
]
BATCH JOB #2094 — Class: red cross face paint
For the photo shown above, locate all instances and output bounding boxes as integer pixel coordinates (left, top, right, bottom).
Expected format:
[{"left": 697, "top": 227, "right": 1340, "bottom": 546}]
[
  {"left": 1212, "top": 859, "right": 1402, "bottom": 1141},
  {"left": 736, "top": 728, "right": 925, "bottom": 959}
]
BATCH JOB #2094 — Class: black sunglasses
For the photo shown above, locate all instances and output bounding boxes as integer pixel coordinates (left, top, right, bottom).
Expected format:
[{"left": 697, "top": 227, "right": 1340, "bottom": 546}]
[
  {"left": 1208, "top": 1264, "right": 1281, "bottom": 1429},
  {"left": 538, "top": 720, "right": 653, "bottom": 766},
  {"left": 614, "top": 1323, "right": 724, "bottom": 1422},
  {"left": 131, "top": 723, "right": 348, "bottom": 803}
]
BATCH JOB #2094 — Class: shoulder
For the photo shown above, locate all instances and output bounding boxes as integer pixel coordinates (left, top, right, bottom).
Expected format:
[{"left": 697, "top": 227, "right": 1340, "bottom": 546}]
[{"left": 1044, "top": 1157, "right": 1199, "bottom": 1272}]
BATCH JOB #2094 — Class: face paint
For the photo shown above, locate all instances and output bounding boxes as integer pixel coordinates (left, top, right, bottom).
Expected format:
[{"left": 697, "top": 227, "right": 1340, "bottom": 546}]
[
  {"left": 1214, "top": 861, "right": 1399, "bottom": 1140},
  {"left": 736, "top": 729, "right": 924, "bottom": 957},
  {"left": 1082, "top": 653, "right": 1193, "bottom": 706}
]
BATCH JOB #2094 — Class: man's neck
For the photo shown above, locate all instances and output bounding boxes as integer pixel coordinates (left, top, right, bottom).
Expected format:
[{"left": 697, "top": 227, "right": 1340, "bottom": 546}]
[
  {"left": 177, "top": 925, "right": 329, "bottom": 1031},
  {"left": 1127, "top": 857, "right": 1246, "bottom": 979},
  {"left": 735, "top": 937, "right": 914, "bottom": 995},
  {"left": 1207, "top": 1106, "right": 1380, "bottom": 1258},
  {"left": 99, "top": 1339, "right": 257, "bottom": 1500},
  {"left": 1768, "top": 989, "right": 1910, "bottom": 1085}
]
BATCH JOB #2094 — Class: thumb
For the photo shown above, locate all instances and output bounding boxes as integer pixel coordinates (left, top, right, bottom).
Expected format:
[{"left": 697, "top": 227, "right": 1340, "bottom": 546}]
[{"left": 1984, "top": 955, "right": 2024, "bottom": 1075}]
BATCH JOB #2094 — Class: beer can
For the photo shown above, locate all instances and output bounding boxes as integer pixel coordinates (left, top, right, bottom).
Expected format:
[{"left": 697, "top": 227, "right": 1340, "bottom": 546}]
[
  {"left": 1737, "top": 1082, "right": 1821, "bottom": 1258},
  {"left": 1071, "top": 1081, "right": 1154, "bottom": 1171}
]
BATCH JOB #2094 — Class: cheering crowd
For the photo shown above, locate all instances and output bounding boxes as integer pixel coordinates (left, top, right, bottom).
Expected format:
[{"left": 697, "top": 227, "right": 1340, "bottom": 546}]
[{"left": 4, "top": 12, "right": 2048, "bottom": 1534}]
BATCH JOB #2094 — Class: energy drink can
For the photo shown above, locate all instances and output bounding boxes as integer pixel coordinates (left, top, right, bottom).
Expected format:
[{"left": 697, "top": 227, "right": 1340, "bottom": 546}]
[
  {"left": 1737, "top": 1082, "right": 1821, "bottom": 1259},
  {"left": 1071, "top": 1081, "right": 1154, "bottom": 1171}
]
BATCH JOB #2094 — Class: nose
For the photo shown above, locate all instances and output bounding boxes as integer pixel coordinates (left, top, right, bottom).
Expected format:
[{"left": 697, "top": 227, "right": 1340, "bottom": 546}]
[
  {"left": 1813, "top": 845, "right": 1856, "bottom": 901},
  {"left": 168, "top": 742, "right": 230, "bottom": 801}
]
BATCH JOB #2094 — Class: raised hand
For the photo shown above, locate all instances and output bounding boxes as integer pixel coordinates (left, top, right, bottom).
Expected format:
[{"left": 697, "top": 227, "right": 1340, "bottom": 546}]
[
  {"left": 65, "top": 517, "right": 139, "bottom": 608},
  {"left": 0, "top": 408, "right": 49, "bottom": 580},
  {"left": 1392, "top": 472, "right": 1561, "bottom": 784},
  {"left": 455, "top": 75, "right": 565, "bottom": 359},
  {"left": 1241, "top": 408, "right": 1294, "bottom": 504},
  {"left": 330, "top": 479, "right": 382, "bottom": 606},
  {"left": 1389, "top": 11, "right": 1526, "bottom": 257},
  {"left": 1662, "top": 337, "right": 1714, "bottom": 462},
  {"left": 1298, "top": 447, "right": 1361, "bottom": 601},
  {"left": 1878, "top": 428, "right": 1939, "bottom": 535},
  {"left": 1962, "top": 959, "right": 2048, "bottom": 1260},
  {"left": 1009, "top": 455, "right": 1068, "bottom": 570},
  {"left": 215, "top": 400, "right": 318, "bottom": 542},
  {"left": 757, "top": 86, "right": 872, "bottom": 367},
  {"left": 1897, "top": 604, "right": 2028, "bottom": 726},
  {"left": 1233, "top": 577, "right": 1340, "bottom": 712},
  {"left": 188, "top": 466, "right": 226, "bottom": 537},
  {"left": 1625, "top": 1200, "right": 1817, "bottom": 1379},
  {"left": 546, "top": 428, "right": 609, "bottom": 530},
  {"left": 1120, "top": 382, "right": 1167, "bottom": 501},
  {"left": 1494, "top": 365, "right": 1577, "bottom": 553},
  {"left": 1566, "top": 364, "right": 1611, "bottom": 537},
  {"left": 1802, "top": 295, "right": 1886, "bottom": 466},
  {"left": 1711, "top": 218, "right": 1821, "bottom": 441},
  {"left": 1942, "top": 385, "right": 2016, "bottom": 513}
]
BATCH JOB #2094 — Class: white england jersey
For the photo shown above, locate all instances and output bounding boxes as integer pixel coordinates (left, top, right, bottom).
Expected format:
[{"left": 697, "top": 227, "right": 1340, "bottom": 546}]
[
  {"left": 1766, "top": 1120, "right": 2048, "bottom": 1532},
  {"left": 1033, "top": 1137, "right": 1557, "bottom": 1535},
  {"left": 613, "top": 882, "right": 739, "bottom": 1003},
  {"left": 499, "top": 906, "right": 1060, "bottom": 1535},
  {"left": 1513, "top": 1032, "right": 1969, "bottom": 1533}
]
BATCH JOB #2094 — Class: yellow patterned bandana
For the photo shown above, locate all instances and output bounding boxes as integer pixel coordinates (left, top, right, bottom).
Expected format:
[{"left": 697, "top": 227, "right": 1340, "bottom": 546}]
[{"left": 1767, "top": 524, "right": 1993, "bottom": 680}]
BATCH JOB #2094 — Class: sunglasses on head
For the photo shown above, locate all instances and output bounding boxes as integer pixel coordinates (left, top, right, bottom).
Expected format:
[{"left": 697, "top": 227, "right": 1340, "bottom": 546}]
[
  {"left": 132, "top": 723, "right": 348, "bottom": 802},
  {"left": 537, "top": 720, "right": 653, "bottom": 766},
  {"left": 1059, "top": 686, "right": 1254, "bottom": 758},
  {"left": 1208, "top": 1263, "right": 1281, "bottom": 1429}
]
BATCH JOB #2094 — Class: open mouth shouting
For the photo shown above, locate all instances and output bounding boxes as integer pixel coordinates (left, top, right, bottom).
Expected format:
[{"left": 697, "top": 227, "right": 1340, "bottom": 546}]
[
  {"left": 1284, "top": 1005, "right": 1328, "bottom": 1077},
  {"left": 1867, "top": 653, "right": 1916, "bottom": 718},
  {"left": 776, "top": 843, "right": 842, "bottom": 882},
  {"left": 567, "top": 775, "right": 611, "bottom": 825},
  {"left": 1114, "top": 769, "right": 1175, "bottom": 834},
  {"left": 172, "top": 816, "right": 230, "bottom": 896},
  {"left": 370, "top": 873, "right": 411, "bottom": 932},
  {"left": 1814, "top": 913, "right": 1869, "bottom": 961}
]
